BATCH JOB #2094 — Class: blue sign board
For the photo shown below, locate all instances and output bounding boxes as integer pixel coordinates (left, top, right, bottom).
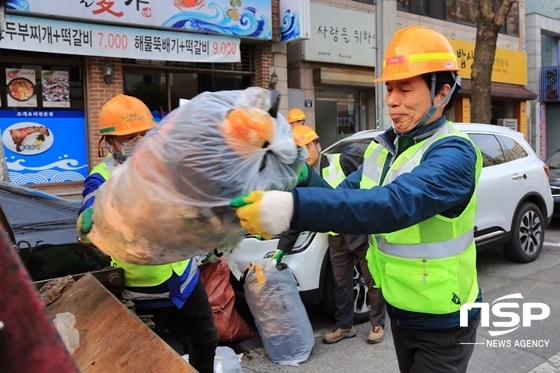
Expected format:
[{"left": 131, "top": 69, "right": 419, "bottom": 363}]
[
  {"left": 7, "top": 0, "right": 272, "bottom": 40},
  {"left": 0, "top": 110, "right": 89, "bottom": 185}
]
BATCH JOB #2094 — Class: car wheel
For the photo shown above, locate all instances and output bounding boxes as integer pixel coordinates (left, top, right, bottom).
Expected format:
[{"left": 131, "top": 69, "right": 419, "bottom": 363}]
[
  {"left": 321, "top": 259, "right": 371, "bottom": 324},
  {"left": 503, "top": 202, "right": 545, "bottom": 263},
  {"left": 352, "top": 261, "right": 371, "bottom": 324}
]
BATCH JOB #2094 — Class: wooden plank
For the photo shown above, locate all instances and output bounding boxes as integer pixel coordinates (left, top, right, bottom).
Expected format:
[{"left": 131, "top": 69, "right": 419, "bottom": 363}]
[{"left": 47, "top": 273, "right": 198, "bottom": 373}]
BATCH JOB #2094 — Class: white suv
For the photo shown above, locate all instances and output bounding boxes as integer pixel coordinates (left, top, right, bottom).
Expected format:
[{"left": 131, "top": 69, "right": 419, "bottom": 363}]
[{"left": 230, "top": 123, "right": 554, "bottom": 323}]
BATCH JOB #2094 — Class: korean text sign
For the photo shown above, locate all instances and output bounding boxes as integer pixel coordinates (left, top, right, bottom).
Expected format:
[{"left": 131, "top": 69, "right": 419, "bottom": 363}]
[
  {"left": 7, "top": 0, "right": 272, "bottom": 40},
  {"left": 0, "top": 110, "right": 88, "bottom": 185},
  {"left": 448, "top": 39, "right": 527, "bottom": 85},
  {"left": 0, "top": 14, "right": 241, "bottom": 63},
  {"left": 302, "top": 2, "right": 376, "bottom": 67}
]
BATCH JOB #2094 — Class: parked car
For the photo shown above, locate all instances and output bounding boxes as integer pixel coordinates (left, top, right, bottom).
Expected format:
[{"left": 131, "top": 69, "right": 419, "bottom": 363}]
[
  {"left": 545, "top": 149, "right": 560, "bottom": 216},
  {"left": 230, "top": 123, "right": 554, "bottom": 323},
  {"left": 0, "top": 182, "right": 110, "bottom": 281}
]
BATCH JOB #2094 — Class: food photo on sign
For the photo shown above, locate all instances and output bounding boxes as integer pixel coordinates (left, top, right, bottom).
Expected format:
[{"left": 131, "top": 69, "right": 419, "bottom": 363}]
[
  {"left": 41, "top": 70, "right": 70, "bottom": 108},
  {"left": 6, "top": 68, "right": 37, "bottom": 108},
  {"left": 0, "top": 110, "right": 88, "bottom": 185}
]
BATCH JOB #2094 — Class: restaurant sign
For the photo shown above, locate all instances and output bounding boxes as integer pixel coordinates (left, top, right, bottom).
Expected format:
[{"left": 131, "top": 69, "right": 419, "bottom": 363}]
[
  {"left": 448, "top": 39, "right": 527, "bottom": 85},
  {"left": 0, "top": 14, "right": 240, "bottom": 63},
  {"left": 6, "top": 0, "right": 272, "bottom": 40}
]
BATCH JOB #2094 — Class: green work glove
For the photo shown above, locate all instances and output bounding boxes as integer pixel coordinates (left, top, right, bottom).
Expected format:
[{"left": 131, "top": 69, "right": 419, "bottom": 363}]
[
  {"left": 272, "top": 249, "right": 285, "bottom": 263},
  {"left": 297, "top": 163, "right": 309, "bottom": 186},
  {"left": 77, "top": 207, "right": 94, "bottom": 244}
]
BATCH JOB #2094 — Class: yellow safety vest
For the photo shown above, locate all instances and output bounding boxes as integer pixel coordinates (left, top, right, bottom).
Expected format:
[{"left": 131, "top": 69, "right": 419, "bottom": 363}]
[
  {"left": 361, "top": 122, "right": 482, "bottom": 314},
  {"left": 322, "top": 154, "right": 346, "bottom": 236},
  {"left": 85, "top": 156, "right": 193, "bottom": 287}
]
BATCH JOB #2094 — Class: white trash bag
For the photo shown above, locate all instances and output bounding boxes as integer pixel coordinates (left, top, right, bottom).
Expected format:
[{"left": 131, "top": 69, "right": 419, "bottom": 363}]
[{"left": 182, "top": 346, "right": 244, "bottom": 373}]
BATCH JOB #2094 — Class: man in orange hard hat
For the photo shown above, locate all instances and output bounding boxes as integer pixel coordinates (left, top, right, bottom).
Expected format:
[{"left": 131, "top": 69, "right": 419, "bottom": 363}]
[
  {"left": 287, "top": 108, "right": 306, "bottom": 128},
  {"left": 77, "top": 94, "right": 218, "bottom": 373},
  {"left": 232, "top": 25, "right": 483, "bottom": 373}
]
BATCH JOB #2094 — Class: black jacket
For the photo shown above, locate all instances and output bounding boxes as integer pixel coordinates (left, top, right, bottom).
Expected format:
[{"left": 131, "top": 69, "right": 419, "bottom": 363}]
[{"left": 277, "top": 153, "right": 367, "bottom": 253}]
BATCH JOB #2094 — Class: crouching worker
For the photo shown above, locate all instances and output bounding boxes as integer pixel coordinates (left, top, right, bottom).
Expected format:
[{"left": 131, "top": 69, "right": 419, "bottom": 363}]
[{"left": 76, "top": 94, "right": 218, "bottom": 373}]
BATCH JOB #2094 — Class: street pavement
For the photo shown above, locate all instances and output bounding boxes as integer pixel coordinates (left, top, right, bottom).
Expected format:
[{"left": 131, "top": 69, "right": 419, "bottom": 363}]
[{"left": 232, "top": 219, "right": 560, "bottom": 373}]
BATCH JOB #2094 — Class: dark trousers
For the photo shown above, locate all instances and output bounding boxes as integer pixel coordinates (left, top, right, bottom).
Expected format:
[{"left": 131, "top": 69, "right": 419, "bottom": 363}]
[
  {"left": 329, "top": 235, "right": 386, "bottom": 329},
  {"left": 146, "top": 278, "right": 218, "bottom": 373},
  {"left": 391, "top": 316, "right": 480, "bottom": 373}
]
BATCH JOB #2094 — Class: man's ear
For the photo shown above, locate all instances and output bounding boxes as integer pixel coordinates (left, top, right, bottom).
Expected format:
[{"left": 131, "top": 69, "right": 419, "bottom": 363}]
[{"left": 437, "top": 84, "right": 452, "bottom": 106}]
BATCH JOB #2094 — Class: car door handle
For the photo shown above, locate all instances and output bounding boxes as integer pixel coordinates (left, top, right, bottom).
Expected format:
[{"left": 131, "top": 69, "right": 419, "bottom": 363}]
[{"left": 512, "top": 173, "right": 527, "bottom": 180}]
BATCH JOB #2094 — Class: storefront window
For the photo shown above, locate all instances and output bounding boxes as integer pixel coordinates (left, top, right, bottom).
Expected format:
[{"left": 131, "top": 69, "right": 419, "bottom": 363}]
[
  {"left": 446, "top": 0, "right": 476, "bottom": 26},
  {"left": 124, "top": 71, "right": 168, "bottom": 120},
  {"left": 0, "top": 63, "right": 88, "bottom": 185},
  {"left": 169, "top": 73, "right": 250, "bottom": 110}
]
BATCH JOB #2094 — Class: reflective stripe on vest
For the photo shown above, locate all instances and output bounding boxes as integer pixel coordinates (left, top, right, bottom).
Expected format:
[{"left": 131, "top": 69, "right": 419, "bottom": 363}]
[
  {"left": 322, "top": 154, "right": 345, "bottom": 188},
  {"left": 373, "top": 229, "right": 474, "bottom": 259},
  {"left": 360, "top": 122, "right": 482, "bottom": 315},
  {"left": 88, "top": 155, "right": 192, "bottom": 288},
  {"left": 322, "top": 154, "right": 346, "bottom": 236}
]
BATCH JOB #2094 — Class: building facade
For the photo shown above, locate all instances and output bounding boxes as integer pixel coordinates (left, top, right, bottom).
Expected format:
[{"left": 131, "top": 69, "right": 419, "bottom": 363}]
[
  {"left": 0, "top": 0, "right": 536, "bottom": 192},
  {"left": 526, "top": 0, "right": 560, "bottom": 160},
  {"left": 0, "top": 0, "right": 285, "bottom": 195},
  {"left": 286, "top": 0, "right": 534, "bottom": 149}
]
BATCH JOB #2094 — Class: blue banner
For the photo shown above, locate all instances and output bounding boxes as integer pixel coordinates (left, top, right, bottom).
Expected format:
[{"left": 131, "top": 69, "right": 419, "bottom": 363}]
[{"left": 0, "top": 110, "right": 88, "bottom": 185}]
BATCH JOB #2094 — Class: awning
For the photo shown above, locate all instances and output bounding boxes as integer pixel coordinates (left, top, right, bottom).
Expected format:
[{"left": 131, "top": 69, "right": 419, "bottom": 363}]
[{"left": 458, "top": 80, "right": 537, "bottom": 100}]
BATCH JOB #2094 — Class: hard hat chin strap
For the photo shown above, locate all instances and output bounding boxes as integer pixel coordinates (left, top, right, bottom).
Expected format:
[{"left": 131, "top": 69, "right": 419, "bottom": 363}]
[{"left": 415, "top": 72, "right": 460, "bottom": 129}]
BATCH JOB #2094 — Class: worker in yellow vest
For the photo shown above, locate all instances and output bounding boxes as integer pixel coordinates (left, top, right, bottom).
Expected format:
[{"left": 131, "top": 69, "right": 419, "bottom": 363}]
[
  {"left": 287, "top": 108, "right": 306, "bottom": 128},
  {"left": 77, "top": 94, "right": 217, "bottom": 373},
  {"left": 275, "top": 125, "right": 386, "bottom": 345},
  {"left": 232, "top": 25, "right": 483, "bottom": 373}
]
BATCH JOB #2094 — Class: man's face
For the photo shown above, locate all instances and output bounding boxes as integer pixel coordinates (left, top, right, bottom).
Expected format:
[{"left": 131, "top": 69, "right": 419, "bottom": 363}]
[
  {"left": 385, "top": 75, "right": 449, "bottom": 134},
  {"left": 305, "top": 141, "right": 321, "bottom": 166}
]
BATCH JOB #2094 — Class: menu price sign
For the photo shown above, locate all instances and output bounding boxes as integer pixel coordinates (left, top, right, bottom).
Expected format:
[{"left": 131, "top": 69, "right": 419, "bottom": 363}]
[
  {"left": 0, "top": 14, "right": 241, "bottom": 63},
  {"left": 42, "top": 70, "right": 70, "bottom": 108},
  {"left": 6, "top": 68, "right": 37, "bottom": 108}
]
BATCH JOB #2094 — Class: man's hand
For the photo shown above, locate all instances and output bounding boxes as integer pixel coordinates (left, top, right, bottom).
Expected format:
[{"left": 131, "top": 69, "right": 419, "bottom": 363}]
[
  {"left": 230, "top": 191, "right": 294, "bottom": 240},
  {"left": 271, "top": 249, "right": 285, "bottom": 263},
  {"left": 77, "top": 207, "right": 94, "bottom": 244},
  {"left": 297, "top": 163, "right": 309, "bottom": 186}
]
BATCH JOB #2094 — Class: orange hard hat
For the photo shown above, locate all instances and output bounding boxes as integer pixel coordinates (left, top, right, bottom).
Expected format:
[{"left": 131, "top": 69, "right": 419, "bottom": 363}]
[
  {"left": 293, "top": 125, "right": 319, "bottom": 146},
  {"left": 288, "top": 108, "right": 306, "bottom": 124},
  {"left": 99, "top": 94, "right": 156, "bottom": 136},
  {"left": 374, "top": 25, "right": 459, "bottom": 83}
]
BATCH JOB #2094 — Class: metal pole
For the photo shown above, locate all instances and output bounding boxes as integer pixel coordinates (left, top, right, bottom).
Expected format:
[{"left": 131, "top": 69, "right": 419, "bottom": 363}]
[{"left": 375, "top": 0, "right": 396, "bottom": 129}]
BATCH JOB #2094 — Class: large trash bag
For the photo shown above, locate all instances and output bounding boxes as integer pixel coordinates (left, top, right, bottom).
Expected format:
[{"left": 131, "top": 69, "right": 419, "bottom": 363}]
[
  {"left": 88, "top": 88, "right": 306, "bottom": 265},
  {"left": 243, "top": 262, "right": 315, "bottom": 366},
  {"left": 199, "top": 257, "right": 255, "bottom": 343}
]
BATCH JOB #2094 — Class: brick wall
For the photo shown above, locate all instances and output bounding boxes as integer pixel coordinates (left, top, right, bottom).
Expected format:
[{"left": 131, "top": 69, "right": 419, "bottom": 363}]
[
  {"left": 254, "top": 0, "right": 280, "bottom": 89},
  {"left": 85, "top": 57, "right": 123, "bottom": 168}
]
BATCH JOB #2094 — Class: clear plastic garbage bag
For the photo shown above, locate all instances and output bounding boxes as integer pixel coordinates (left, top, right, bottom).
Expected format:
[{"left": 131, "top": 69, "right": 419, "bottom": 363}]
[
  {"left": 88, "top": 88, "right": 306, "bottom": 265},
  {"left": 243, "top": 262, "right": 315, "bottom": 366}
]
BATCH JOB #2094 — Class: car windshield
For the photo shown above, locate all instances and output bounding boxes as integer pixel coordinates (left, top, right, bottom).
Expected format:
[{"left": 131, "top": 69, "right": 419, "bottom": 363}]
[{"left": 546, "top": 151, "right": 560, "bottom": 169}]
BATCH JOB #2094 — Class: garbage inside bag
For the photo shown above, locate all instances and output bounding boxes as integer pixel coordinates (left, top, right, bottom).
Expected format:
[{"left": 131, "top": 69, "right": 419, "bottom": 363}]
[
  {"left": 52, "top": 312, "right": 80, "bottom": 355},
  {"left": 243, "top": 262, "right": 315, "bottom": 366},
  {"left": 88, "top": 88, "right": 306, "bottom": 265},
  {"left": 182, "top": 346, "right": 244, "bottom": 373}
]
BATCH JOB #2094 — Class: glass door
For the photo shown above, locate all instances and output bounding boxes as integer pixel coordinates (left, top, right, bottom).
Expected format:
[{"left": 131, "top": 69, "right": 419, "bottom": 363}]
[{"left": 315, "top": 88, "right": 361, "bottom": 148}]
